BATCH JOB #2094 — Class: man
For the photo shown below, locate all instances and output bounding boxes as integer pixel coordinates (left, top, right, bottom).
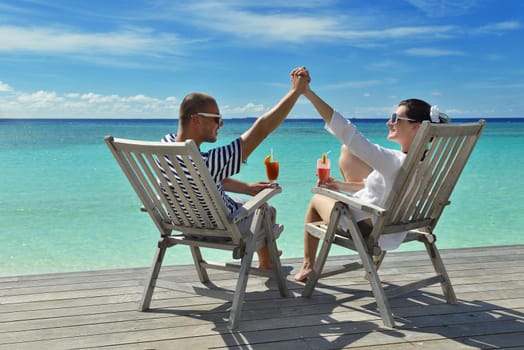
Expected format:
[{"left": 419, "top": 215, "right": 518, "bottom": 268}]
[{"left": 162, "top": 67, "right": 308, "bottom": 268}]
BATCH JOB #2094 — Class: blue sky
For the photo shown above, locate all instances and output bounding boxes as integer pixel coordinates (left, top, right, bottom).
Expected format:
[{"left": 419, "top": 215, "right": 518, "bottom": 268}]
[{"left": 0, "top": 0, "right": 523, "bottom": 119}]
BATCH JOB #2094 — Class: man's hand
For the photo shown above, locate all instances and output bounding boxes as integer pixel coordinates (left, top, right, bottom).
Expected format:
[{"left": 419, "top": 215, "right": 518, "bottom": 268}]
[
  {"left": 245, "top": 181, "right": 274, "bottom": 196},
  {"left": 290, "top": 66, "right": 310, "bottom": 95},
  {"left": 222, "top": 178, "right": 273, "bottom": 196}
]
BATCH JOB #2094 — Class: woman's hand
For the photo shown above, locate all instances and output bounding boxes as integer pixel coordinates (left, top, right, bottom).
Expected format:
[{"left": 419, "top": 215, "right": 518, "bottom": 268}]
[
  {"left": 318, "top": 177, "right": 340, "bottom": 191},
  {"left": 318, "top": 177, "right": 365, "bottom": 193},
  {"left": 290, "top": 66, "right": 310, "bottom": 95}
]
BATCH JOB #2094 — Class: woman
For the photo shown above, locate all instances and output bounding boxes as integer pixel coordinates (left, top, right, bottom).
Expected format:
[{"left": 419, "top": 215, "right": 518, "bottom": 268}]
[{"left": 294, "top": 72, "right": 449, "bottom": 282}]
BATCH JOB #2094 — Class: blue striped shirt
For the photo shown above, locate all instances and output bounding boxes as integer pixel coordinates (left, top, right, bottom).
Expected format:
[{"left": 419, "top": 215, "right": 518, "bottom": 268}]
[{"left": 161, "top": 133, "right": 243, "bottom": 215}]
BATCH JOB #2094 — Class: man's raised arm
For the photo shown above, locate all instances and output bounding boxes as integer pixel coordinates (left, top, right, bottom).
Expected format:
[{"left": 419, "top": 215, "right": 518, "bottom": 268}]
[{"left": 239, "top": 67, "right": 309, "bottom": 161}]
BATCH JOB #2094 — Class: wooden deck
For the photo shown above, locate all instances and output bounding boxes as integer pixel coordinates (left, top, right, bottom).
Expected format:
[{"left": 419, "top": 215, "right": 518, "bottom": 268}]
[{"left": 1, "top": 245, "right": 524, "bottom": 349}]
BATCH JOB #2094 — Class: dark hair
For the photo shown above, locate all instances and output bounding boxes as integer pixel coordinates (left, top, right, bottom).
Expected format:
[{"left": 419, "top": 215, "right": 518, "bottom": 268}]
[
  {"left": 179, "top": 92, "right": 216, "bottom": 127},
  {"left": 399, "top": 98, "right": 450, "bottom": 124}
]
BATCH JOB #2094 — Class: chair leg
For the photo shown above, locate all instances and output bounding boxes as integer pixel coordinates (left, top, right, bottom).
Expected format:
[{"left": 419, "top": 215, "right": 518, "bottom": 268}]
[
  {"left": 359, "top": 251, "right": 395, "bottom": 327},
  {"left": 263, "top": 208, "right": 289, "bottom": 297},
  {"left": 228, "top": 214, "right": 260, "bottom": 330},
  {"left": 365, "top": 251, "right": 387, "bottom": 280},
  {"left": 349, "top": 218, "right": 395, "bottom": 328},
  {"left": 425, "top": 239, "right": 457, "bottom": 304},
  {"left": 139, "top": 239, "right": 168, "bottom": 311},
  {"left": 301, "top": 202, "right": 396, "bottom": 327},
  {"left": 190, "top": 246, "right": 210, "bottom": 283},
  {"left": 374, "top": 251, "right": 387, "bottom": 271},
  {"left": 228, "top": 232, "right": 256, "bottom": 330},
  {"left": 325, "top": 206, "right": 395, "bottom": 328}
]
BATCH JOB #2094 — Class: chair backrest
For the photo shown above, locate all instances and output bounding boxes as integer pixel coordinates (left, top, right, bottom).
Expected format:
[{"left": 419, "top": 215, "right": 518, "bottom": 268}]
[
  {"left": 105, "top": 136, "right": 243, "bottom": 244},
  {"left": 374, "top": 120, "right": 486, "bottom": 237}
]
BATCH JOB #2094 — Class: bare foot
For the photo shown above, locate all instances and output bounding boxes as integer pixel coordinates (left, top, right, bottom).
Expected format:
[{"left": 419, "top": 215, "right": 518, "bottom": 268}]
[{"left": 294, "top": 263, "right": 313, "bottom": 282}]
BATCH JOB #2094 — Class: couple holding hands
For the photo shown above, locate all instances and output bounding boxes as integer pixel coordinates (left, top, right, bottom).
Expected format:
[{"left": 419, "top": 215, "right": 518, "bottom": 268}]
[{"left": 163, "top": 66, "right": 449, "bottom": 281}]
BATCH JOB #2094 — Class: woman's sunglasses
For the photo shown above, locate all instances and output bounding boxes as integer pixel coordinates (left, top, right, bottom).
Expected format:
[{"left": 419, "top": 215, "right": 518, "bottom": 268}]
[{"left": 390, "top": 113, "right": 416, "bottom": 125}]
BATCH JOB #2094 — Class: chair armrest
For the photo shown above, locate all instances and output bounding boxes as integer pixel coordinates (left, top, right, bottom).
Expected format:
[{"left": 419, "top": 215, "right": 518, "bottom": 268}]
[
  {"left": 230, "top": 186, "right": 282, "bottom": 223},
  {"left": 311, "top": 187, "right": 386, "bottom": 217}
]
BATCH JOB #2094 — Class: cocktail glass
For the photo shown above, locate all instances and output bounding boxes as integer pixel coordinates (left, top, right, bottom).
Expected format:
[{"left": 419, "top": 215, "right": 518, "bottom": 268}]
[
  {"left": 317, "top": 158, "right": 330, "bottom": 183},
  {"left": 265, "top": 159, "right": 280, "bottom": 185}
]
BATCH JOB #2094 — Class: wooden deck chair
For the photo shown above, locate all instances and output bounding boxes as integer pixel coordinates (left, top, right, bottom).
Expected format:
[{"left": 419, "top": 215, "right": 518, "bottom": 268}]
[
  {"left": 105, "top": 136, "right": 289, "bottom": 330},
  {"left": 302, "top": 120, "right": 486, "bottom": 328}
]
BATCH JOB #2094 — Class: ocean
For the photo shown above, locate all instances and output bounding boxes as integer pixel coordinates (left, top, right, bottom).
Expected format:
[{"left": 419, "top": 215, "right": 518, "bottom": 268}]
[{"left": 1, "top": 117, "right": 523, "bottom": 277}]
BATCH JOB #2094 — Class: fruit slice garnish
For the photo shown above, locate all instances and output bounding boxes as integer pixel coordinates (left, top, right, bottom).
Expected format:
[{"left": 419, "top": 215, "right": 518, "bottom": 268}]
[
  {"left": 321, "top": 152, "right": 327, "bottom": 164},
  {"left": 264, "top": 154, "right": 272, "bottom": 164}
]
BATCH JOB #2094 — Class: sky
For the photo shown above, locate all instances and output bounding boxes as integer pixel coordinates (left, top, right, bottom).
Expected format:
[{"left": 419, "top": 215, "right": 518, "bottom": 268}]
[{"left": 0, "top": 0, "right": 523, "bottom": 119}]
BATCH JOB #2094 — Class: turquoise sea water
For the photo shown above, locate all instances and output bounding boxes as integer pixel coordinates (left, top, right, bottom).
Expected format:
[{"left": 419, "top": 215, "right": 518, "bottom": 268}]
[{"left": 1, "top": 118, "right": 523, "bottom": 277}]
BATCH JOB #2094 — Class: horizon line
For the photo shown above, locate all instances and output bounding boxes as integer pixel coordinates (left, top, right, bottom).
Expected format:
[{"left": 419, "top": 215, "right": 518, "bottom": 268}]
[{"left": 1, "top": 116, "right": 521, "bottom": 121}]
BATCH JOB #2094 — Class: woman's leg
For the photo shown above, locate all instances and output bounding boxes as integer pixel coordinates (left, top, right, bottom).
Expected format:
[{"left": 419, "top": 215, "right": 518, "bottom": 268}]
[
  {"left": 338, "top": 145, "right": 372, "bottom": 182},
  {"left": 294, "top": 146, "right": 373, "bottom": 281},
  {"left": 294, "top": 194, "right": 337, "bottom": 281}
]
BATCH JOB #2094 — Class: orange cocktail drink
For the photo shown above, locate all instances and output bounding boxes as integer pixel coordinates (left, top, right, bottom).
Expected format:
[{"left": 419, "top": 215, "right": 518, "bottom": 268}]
[{"left": 264, "top": 154, "right": 279, "bottom": 184}]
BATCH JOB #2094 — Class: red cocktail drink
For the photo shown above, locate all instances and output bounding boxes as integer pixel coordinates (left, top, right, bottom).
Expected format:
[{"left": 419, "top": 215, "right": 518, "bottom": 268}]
[{"left": 317, "top": 158, "right": 330, "bottom": 182}]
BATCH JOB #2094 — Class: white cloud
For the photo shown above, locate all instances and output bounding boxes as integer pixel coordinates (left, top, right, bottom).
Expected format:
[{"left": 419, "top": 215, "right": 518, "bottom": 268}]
[
  {"left": 0, "top": 2, "right": 518, "bottom": 66},
  {"left": 0, "top": 83, "right": 181, "bottom": 118},
  {"left": 80, "top": 93, "right": 120, "bottom": 104},
  {"left": 404, "top": 47, "right": 465, "bottom": 57},
  {"left": 224, "top": 102, "right": 265, "bottom": 116},
  {"left": 341, "top": 25, "right": 457, "bottom": 41},
  {"left": 366, "top": 60, "right": 397, "bottom": 70},
  {"left": 0, "top": 2, "right": 501, "bottom": 65},
  {"left": 125, "top": 94, "right": 156, "bottom": 103},
  {"left": 0, "top": 79, "right": 270, "bottom": 119},
  {"left": 475, "top": 20, "right": 521, "bottom": 34},
  {"left": 17, "top": 90, "right": 64, "bottom": 104},
  {"left": 180, "top": 2, "right": 458, "bottom": 45},
  {"left": 178, "top": 2, "right": 522, "bottom": 47},
  {"left": 224, "top": 13, "right": 333, "bottom": 42},
  {"left": 464, "top": 81, "right": 524, "bottom": 90},
  {"left": 406, "top": 0, "right": 479, "bottom": 17},
  {"left": 322, "top": 79, "right": 394, "bottom": 91},
  {"left": 0, "top": 81, "right": 13, "bottom": 91},
  {"left": 0, "top": 25, "right": 186, "bottom": 57}
]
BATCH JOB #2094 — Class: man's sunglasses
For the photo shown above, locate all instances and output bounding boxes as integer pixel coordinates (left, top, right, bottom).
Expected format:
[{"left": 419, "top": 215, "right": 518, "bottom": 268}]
[
  {"left": 390, "top": 113, "right": 416, "bottom": 125},
  {"left": 195, "top": 112, "right": 222, "bottom": 124}
]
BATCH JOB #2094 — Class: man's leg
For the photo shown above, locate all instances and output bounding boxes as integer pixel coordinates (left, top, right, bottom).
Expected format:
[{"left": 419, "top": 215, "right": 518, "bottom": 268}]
[
  {"left": 236, "top": 205, "right": 279, "bottom": 269},
  {"left": 257, "top": 206, "right": 280, "bottom": 269}
]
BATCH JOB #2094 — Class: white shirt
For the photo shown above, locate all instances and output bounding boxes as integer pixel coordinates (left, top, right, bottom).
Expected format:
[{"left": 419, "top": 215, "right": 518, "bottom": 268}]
[{"left": 325, "top": 111, "right": 408, "bottom": 250}]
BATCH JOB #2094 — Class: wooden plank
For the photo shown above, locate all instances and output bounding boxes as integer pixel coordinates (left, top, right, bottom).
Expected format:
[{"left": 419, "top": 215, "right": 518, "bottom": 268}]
[{"left": 0, "top": 245, "right": 523, "bottom": 349}]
